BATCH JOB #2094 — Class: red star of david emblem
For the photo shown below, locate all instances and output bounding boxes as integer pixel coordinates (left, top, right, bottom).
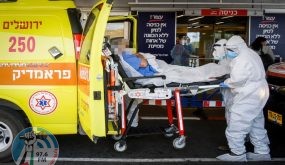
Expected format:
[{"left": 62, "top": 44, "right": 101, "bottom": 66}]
[{"left": 135, "top": 92, "right": 141, "bottom": 97}]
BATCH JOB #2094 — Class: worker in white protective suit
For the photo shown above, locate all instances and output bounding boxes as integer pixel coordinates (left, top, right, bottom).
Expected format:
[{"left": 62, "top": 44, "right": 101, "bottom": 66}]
[
  {"left": 212, "top": 39, "right": 233, "bottom": 151},
  {"left": 216, "top": 35, "right": 271, "bottom": 161},
  {"left": 213, "top": 39, "right": 232, "bottom": 113},
  {"left": 212, "top": 39, "right": 232, "bottom": 111}
]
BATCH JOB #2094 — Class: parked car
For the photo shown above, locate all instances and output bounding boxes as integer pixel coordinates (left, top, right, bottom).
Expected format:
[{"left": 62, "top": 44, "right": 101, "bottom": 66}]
[{"left": 265, "top": 62, "right": 285, "bottom": 129}]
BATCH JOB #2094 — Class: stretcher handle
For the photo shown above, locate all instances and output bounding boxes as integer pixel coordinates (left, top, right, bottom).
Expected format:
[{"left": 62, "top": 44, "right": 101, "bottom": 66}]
[
  {"left": 122, "top": 75, "right": 166, "bottom": 82},
  {"left": 198, "top": 84, "right": 220, "bottom": 89}
]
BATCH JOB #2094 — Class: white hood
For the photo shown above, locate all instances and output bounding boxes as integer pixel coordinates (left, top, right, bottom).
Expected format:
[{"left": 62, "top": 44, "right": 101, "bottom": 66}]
[{"left": 226, "top": 35, "right": 247, "bottom": 55}]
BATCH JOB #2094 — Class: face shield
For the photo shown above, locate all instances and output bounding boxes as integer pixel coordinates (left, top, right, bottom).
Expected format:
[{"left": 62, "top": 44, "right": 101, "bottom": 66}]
[{"left": 212, "top": 39, "right": 227, "bottom": 60}]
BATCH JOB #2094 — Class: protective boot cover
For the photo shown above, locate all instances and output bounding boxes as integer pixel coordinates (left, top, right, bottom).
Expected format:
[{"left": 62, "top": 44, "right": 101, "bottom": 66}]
[
  {"left": 246, "top": 152, "right": 271, "bottom": 161},
  {"left": 216, "top": 153, "right": 247, "bottom": 162}
]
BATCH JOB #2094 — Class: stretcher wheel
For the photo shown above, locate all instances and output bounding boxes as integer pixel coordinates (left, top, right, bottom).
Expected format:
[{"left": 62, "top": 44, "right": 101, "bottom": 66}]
[
  {"left": 173, "top": 136, "right": 186, "bottom": 149},
  {"left": 112, "top": 134, "right": 122, "bottom": 141},
  {"left": 163, "top": 125, "right": 178, "bottom": 138},
  {"left": 114, "top": 140, "right": 127, "bottom": 152},
  {"left": 164, "top": 132, "right": 174, "bottom": 138}
]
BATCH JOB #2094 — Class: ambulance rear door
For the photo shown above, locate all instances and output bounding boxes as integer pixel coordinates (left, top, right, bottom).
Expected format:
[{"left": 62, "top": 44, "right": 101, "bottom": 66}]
[{"left": 77, "top": 0, "right": 113, "bottom": 141}]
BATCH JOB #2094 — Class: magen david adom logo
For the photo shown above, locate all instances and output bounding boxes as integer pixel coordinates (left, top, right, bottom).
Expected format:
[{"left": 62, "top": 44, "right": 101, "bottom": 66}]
[
  {"left": 12, "top": 127, "right": 59, "bottom": 165},
  {"left": 29, "top": 91, "right": 58, "bottom": 115}
]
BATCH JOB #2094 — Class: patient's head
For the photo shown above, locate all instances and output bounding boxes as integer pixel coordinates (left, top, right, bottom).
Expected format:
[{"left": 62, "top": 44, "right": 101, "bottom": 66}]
[
  {"left": 118, "top": 39, "right": 129, "bottom": 49},
  {"left": 111, "top": 39, "right": 134, "bottom": 55},
  {"left": 113, "top": 39, "right": 148, "bottom": 68}
]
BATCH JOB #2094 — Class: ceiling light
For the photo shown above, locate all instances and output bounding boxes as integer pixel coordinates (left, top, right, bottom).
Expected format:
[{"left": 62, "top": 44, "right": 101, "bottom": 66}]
[
  {"left": 221, "top": 16, "right": 234, "bottom": 19},
  {"left": 177, "top": 10, "right": 185, "bottom": 18},
  {"left": 215, "top": 22, "right": 224, "bottom": 25},
  {"left": 188, "top": 16, "right": 204, "bottom": 21},
  {"left": 193, "top": 26, "right": 200, "bottom": 28},
  {"left": 177, "top": 14, "right": 184, "bottom": 18},
  {"left": 191, "top": 22, "right": 199, "bottom": 25}
]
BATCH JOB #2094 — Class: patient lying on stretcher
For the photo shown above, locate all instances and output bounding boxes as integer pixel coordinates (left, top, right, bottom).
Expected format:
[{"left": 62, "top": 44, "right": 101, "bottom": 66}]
[
  {"left": 120, "top": 51, "right": 229, "bottom": 86},
  {"left": 115, "top": 40, "right": 230, "bottom": 86}
]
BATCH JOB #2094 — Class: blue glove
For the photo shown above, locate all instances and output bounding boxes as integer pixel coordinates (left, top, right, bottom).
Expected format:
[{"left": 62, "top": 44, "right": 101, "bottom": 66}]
[{"left": 220, "top": 82, "right": 229, "bottom": 88}]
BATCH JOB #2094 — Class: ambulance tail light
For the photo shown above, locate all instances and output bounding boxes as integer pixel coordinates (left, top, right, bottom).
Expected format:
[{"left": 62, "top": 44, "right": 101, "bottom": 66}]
[{"left": 73, "top": 34, "right": 82, "bottom": 60}]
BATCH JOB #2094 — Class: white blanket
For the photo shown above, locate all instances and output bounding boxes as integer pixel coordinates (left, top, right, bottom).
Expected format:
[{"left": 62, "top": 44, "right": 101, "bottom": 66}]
[{"left": 120, "top": 53, "right": 230, "bottom": 86}]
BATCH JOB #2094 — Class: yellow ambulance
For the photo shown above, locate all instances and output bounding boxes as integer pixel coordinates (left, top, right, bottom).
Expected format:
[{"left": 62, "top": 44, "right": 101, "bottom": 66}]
[{"left": 0, "top": 0, "right": 136, "bottom": 161}]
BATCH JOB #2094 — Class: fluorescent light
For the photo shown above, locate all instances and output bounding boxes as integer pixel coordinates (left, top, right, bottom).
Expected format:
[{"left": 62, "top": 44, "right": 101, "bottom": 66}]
[
  {"left": 193, "top": 26, "right": 200, "bottom": 28},
  {"left": 204, "top": 25, "right": 209, "bottom": 28},
  {"left": 191, "top": 22, "right": 199, "bottom": 25},
  {"left": 264, "top": 9, "right": 285, "bottom": 13},
  {"left": 177, "top": 14, "right": 184, "bottom": 18},
  {"left": 187, "top": 26, "right": 192, "bottom": 28},
  {"left": 215, "top": 21, "right": 224, "bottom": 25},
  {"left": 188, "top": 16, "right": 204, "bottom": 21},
  {"left": 221, "top": 16, "right": 234, "bottom": 19}
]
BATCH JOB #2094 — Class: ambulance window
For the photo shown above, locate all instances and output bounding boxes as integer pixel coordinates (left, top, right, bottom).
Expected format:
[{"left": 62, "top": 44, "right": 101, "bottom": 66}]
[
  {"left": 79, "top": 10, "right": 97, "bottom": 65},
  {"left": 83, "top": 13, "right": 95, "bottom": 36},
  {"left": 105, "top": 21, "right": 133, "bottom": 47},
  {"left": 106, "top": 22, "right": 124, "bottom": 50}
]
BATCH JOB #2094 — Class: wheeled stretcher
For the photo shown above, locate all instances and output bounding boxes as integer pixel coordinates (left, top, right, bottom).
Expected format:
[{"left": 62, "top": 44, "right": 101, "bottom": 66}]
[{"left": 103, "top": 54, "right": 225, "bottom": 152}]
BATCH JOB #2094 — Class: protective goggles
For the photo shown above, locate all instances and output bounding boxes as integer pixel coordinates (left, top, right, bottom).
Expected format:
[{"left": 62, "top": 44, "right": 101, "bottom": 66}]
[
  {"left": 225, "top": 47, "right": 239, "bottom": 54},
  {"left": 226, "top": 48, "right": 235, "bottom": 52},
  {"left": 211, "top": 43, "right": 226, "bottom": 52}
]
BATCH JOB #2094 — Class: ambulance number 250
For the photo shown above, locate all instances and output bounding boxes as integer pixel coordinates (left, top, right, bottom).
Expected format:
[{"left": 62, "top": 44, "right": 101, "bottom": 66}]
[{"left": 9, "top": 36, "right": 35, "bottom": 52}]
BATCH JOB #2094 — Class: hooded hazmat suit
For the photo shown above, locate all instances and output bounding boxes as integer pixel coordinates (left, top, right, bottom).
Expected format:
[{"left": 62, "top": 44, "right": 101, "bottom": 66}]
[
  {"left": 217, "top": 36, "right": 270, "bottom": 161},
  {"left": 212, "top": 39, "right": 233, "bottom": 124}
]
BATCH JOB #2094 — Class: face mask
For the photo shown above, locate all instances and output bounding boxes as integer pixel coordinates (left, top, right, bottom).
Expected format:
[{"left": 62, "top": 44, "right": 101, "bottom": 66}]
[
  {"left": 226, "top": 50, "right": 238, "bottom": 59},
  {"left": 212, "top": 47, "right": 225, "bottom": 60},
  {"left": 213, "top": 51, "right": 222, "bottom": 60}
]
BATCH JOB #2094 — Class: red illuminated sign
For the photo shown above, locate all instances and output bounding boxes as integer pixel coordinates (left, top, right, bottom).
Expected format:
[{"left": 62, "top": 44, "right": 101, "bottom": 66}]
[{"left": 201, "top": 9, "right": 248, "bottom": 16}]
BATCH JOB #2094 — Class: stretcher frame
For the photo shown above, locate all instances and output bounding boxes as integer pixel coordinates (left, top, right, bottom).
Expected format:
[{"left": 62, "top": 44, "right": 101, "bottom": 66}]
[{"left": 104, "top": 55, "right": 224, "bottom": 152}]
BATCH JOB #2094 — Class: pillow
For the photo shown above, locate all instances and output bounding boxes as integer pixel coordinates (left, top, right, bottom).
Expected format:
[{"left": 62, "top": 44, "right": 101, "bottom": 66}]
[{"left": 118, "top": 55, "right": 143, "bottom": 77}]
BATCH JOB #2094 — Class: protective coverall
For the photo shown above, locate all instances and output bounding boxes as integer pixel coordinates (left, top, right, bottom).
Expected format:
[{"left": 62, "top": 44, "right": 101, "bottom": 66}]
[
  {"left": 217, "top": 35, "right": 270, "bottom": 161},
  {"left": 212, "top": 39, "right": 233, "bottom": 124}
]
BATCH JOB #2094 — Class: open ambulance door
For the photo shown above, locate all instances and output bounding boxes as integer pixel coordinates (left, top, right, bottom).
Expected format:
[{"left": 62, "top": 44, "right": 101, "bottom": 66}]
[{"left": 77, "top": 0, "right": 113, "bottom": 142}]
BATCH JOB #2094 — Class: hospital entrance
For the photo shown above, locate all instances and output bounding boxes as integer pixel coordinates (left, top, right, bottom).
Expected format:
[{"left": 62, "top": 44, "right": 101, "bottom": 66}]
[{"left": 176, "top": 15, "right": 248, "bottom": 66}]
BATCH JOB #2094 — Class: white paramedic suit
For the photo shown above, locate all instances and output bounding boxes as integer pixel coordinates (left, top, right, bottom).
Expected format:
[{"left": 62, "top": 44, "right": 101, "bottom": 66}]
[
  {"left": 217, "top": 36, "right": 270, "bottom": 161},
  {"left": 212, "top": 39, "right": 233, "bottom": 124}
]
